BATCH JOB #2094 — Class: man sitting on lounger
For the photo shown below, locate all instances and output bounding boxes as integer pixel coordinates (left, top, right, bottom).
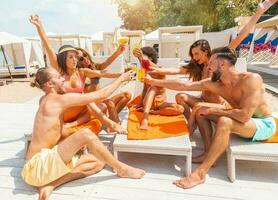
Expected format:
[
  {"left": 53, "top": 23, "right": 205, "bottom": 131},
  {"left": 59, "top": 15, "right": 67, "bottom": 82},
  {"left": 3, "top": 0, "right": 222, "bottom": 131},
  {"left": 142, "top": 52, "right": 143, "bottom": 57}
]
[
  {"left": 22, "top": 68, "right": 145, "bottom": 200},
  {"left": 133, "top": 46, "right": 184, "bottom": 130},
  {"left": 144, "top": 46, "right": 276, "bottom": 189}
]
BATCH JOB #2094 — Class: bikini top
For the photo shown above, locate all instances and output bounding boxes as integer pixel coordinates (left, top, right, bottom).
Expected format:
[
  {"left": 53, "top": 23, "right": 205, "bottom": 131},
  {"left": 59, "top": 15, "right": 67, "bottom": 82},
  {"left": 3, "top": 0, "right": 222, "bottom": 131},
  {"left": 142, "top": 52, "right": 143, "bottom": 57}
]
[{"left": 63, "top": 71, "right": 85, "bottom": 94}]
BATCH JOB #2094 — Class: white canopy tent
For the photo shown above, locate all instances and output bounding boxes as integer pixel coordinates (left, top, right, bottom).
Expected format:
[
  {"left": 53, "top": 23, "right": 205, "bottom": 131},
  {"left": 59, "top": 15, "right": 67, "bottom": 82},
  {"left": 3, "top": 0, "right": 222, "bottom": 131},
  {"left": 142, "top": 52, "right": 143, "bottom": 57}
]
[
  {"left": 158, "top": 25, "right": 203, "bottom": 61},
  {"left": 0, "top": 32, "right": 32, "bottom": 78},
  {"left": 25, "top": 37, "right": 45, "bottom": 68}
]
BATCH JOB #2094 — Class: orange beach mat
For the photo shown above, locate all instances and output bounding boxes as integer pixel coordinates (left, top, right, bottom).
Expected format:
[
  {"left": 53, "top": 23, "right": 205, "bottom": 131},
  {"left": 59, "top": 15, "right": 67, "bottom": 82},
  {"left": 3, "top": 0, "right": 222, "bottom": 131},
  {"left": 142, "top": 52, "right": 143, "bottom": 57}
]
[
  {"left": 127, "top": 96, "right": 188, "bottom": 140},
  {"left": 67, "top": 119, "right": 102, "bottom": 135}
]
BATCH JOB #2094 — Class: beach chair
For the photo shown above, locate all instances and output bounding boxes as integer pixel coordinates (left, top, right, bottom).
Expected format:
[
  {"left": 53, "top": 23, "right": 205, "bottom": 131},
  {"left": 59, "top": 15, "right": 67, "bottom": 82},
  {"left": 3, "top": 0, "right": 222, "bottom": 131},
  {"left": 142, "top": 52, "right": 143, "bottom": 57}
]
[
  {"left": 238, "top": 33, "right": 254, "bottom": 58},
  {"left": 113, "top": 85, "right": 192, "bottom": 176},
  {"left": 113, "top": 110, "right": 192, "bottom": 176},
  {"left": 226, "top": 112, "right": 278, "bottom": 182},
  {"left": 235, "top": 57, "right": 247, "bottom": 72}
]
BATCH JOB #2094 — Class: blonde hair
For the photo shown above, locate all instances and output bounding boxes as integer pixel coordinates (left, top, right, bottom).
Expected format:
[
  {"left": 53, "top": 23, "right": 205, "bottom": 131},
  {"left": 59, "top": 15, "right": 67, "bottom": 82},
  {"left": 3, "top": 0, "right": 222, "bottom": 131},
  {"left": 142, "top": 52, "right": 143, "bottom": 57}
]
[{"left": 30, "top": 68, "right": 51, "bottom": 89}]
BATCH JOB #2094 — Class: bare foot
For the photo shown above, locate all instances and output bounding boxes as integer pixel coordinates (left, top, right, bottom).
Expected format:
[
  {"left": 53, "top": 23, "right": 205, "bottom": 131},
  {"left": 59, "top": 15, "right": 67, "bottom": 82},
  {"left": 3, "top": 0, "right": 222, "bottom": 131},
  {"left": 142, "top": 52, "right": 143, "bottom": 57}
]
[
  {"left": 173, "top": 170, "right": 206, "bottom": 189},
  {"left": 140, "top": 119, "right": 149, "bottom": 130},
  {"left": 115, "top": 164, "right": 145, "bottom": 179},
  {"left": 107, "top": 122, "right": 127, "bottom": 134},
  {"left": 38, "top": 185, "right": 54, "bottom": 200},
  {"left": 136, "top": 107, "right": 144, "bottom": 112},
  {"left": 149, "top": 110, "right": 159, "bottom": 115}
]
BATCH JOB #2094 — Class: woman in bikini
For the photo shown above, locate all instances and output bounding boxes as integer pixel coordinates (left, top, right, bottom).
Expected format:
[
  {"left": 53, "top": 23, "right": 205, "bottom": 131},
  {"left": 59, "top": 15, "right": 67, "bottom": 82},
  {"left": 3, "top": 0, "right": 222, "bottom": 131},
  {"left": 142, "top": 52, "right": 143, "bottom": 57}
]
[
  {"left": 75, "top": 47, "right": 131, "bottom": 124},
  {"left": 144, "top": 0, "right": 274, "bottom": 162},
  {"left": 29, "top": 15, "right": 128, "bottom": 133}
]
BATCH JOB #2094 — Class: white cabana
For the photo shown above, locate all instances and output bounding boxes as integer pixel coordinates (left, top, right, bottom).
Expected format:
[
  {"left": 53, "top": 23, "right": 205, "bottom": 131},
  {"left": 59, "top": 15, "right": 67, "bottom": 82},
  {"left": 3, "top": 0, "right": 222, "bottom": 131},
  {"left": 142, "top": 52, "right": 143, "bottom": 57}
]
[
  {"left": 25, "top": 37, "right": 45, "bottom": 68},
  {"left": 158, "top": 25, "right": 203, "bottom": 61},
  {"left": 256, "top": 15, "right": 278, "bottom": 29},
  {"left": 43, "top": 34, "right": 92, "bottom": 67},
  {"left": 91, "top": 31, "right": 104, "bottom": 56},
  {"left": 145, "top": 29, "right": 159, "bottom": 47},
  {"left": 118, "top": 30, "right": 145, "bottom": 62},
  {"left": 0, "top": 32, "right": 33, "bottom": 78}
]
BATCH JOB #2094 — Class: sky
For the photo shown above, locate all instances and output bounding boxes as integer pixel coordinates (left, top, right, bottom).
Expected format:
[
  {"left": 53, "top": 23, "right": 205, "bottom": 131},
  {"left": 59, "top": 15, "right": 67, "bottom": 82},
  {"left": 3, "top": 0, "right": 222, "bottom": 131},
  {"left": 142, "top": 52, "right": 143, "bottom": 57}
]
[{"left": 0, "top": 0, "right": 123, "bottom": 37}]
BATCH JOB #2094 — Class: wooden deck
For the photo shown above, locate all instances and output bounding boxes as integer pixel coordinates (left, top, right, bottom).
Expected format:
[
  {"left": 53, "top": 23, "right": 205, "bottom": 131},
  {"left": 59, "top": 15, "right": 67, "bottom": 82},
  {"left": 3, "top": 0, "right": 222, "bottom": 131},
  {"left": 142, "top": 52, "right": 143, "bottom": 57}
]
[{"left": 1, "top": 102, "right": 278, "bottom": 200}]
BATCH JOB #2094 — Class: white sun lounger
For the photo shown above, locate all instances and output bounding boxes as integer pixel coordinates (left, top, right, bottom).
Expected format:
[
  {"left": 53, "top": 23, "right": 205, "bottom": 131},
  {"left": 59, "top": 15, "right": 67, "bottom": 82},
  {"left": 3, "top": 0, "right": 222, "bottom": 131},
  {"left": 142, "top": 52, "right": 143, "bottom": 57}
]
[
  {"left": 227, "top": 112, "right": 278, "bottom": 182},
  {"left": 113, "top": 109, "right": 192, "bottom": 176}
]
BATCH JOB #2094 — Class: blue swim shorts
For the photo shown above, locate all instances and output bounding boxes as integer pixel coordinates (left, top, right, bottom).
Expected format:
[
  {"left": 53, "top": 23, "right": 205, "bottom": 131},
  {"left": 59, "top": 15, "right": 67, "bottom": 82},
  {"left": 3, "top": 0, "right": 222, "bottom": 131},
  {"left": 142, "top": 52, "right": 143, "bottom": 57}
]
[{"left": 251, "top": 117, "right": 276, "bottom": 141}]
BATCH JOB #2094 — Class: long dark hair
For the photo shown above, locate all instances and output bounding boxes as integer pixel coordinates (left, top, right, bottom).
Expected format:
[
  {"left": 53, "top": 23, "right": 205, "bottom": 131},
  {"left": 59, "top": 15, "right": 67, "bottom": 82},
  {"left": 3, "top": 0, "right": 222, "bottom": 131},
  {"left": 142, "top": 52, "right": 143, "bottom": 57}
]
[
  {"left": 57, "top": 45, "right": 77, "bottom": 74},
  {"left": 141, "top": 46, "right": 158, "bottom": 64},
  {"left": 75, "top": 47, "right": 97, "bottom": 70},
  {"left": 184, "top": 39, "right": 211, "bottom": 81}
]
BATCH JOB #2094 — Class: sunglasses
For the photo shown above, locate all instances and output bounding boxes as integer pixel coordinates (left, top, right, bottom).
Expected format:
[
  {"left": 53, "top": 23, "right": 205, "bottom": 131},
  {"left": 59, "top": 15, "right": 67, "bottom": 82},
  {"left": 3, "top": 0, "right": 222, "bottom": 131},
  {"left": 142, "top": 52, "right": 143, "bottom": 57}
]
[{"left": 78, "top": 53, "right": 88, "bottom": 62}]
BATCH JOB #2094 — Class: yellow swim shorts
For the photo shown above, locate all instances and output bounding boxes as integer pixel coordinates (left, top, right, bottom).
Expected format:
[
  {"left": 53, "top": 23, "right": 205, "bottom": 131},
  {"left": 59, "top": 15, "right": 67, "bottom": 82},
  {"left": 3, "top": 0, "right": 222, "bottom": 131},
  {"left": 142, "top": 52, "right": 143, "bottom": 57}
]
[{"left": 21, "top": 145, "right": 78, "bottom": 187}]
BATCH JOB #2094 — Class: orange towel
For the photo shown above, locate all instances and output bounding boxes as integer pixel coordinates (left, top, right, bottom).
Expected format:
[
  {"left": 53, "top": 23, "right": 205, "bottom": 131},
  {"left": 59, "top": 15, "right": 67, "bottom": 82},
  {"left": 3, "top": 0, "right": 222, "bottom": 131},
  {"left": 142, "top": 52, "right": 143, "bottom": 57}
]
[
  {"left": 262, "top": 117, "right": 278, "bottom": 143},
  {"left": 127, "top": 96, "right": 188, "bottom": 140},
  {"left": 67, "top": 119, "right": 102, "bottom": 135}
]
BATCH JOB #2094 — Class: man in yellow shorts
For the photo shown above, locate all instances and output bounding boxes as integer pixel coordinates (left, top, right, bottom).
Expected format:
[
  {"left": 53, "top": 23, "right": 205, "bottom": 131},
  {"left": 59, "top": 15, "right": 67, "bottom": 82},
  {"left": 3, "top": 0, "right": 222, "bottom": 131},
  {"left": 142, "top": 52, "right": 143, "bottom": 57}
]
[{"left": 22, "top": 68, "right": 144, "bottom": 200}]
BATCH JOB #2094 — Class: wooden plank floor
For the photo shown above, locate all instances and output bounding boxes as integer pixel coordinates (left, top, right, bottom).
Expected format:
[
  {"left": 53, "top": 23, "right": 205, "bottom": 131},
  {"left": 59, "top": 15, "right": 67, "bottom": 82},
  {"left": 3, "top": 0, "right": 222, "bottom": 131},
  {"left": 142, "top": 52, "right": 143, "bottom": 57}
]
[{"left": 0, "top": 102, "right": 278, "bottom": 200}]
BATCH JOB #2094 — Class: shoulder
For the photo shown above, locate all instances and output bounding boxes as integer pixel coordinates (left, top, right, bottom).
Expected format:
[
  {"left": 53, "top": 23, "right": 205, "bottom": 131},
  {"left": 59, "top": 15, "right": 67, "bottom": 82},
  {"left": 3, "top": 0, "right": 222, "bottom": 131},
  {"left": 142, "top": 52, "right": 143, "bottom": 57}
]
[{"left": 242, "top": 72, "right": 263, "bottom": 85}]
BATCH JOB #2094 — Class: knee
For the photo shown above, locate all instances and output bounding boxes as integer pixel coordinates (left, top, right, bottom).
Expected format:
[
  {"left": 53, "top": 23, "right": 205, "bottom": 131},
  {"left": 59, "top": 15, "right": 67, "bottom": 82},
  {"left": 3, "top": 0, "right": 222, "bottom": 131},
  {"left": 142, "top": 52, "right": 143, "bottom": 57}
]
[
  {"left": 80, "top": 128, "right": 98, "bottom": 142},
  {"left": 95, "top": 160, "right": 105, "bottom": 172},
  {"left": 123, "top": 91, "right": 131, "bottom": 100},
  {"left": 176, "top": 104, "right": 184, "bottom": 113},
  {"left": 175, "top": 93, "right": 183, "bottom": 103},
  {"left": 175, "top": 93, "right": 188, "bottom": 105},
  {"left": 105, "top": 100, "right": 116, "bottom": 109},
  {"left": 217, "top": 117, "right": 233, "bottom": 132},
  {"left": 195, "top": 107, "right": 206, "bottom": 119}
]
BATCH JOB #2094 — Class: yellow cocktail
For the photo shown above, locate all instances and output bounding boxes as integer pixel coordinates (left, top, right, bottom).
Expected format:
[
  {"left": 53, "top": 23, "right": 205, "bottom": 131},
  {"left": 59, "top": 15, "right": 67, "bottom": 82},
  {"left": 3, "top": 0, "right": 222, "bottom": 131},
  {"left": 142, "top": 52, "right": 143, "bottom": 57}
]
[
  {"left": 118, "top": 37, "right": 129, "bottom": 45},
  {"left": 137, "top": 68, "right": 146, "bottom": 83}
]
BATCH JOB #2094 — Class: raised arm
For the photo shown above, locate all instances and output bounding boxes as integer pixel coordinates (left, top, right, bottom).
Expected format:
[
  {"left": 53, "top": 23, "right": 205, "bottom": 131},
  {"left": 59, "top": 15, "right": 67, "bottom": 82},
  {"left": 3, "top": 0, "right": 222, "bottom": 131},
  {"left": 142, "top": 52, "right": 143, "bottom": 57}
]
[
  {"left": 145, "top": 77, "right": 208, "bottom": 91},
  {"left": 95, "top": 44, "right": 125, "bottom": 70},
  {"left": 80, "top": 68, "right": 121, "bottom": 79},
  {"left": 29, "top": 15, "right": 59, "bottom": 70},
  {"left": 228, "top": 0, "right": 277, "bottom": 49},
  {"left": 60, "top": 70, "right": 135, "bottom": 109}
]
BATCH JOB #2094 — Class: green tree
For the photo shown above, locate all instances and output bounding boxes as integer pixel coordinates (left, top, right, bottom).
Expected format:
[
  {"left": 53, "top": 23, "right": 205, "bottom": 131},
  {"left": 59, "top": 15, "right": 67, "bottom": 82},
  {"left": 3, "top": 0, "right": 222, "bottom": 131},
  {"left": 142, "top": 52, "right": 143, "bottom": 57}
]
[
  {"left": 114, "top": 0, "right": 276, "bottom": 33},
  {"left": 113, "top": 0, "right": 160, "bottom": 33}
]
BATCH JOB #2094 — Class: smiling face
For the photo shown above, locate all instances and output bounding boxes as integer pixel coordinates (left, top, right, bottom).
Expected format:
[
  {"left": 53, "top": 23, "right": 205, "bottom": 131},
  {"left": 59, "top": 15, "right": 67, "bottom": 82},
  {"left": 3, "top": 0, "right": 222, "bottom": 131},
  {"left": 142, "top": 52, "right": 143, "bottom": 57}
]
[
  {"left": 48, "top": 70, "right": 66, "bottom": 94},
  {"left": 77, "top": 50, "right": 90, "bottom": 67},
  {"left": 208, "top": 54, "right": 226, "bottom": 82},
  {"left": 191, "top": 46, "right": 209, "bottom": 65}
]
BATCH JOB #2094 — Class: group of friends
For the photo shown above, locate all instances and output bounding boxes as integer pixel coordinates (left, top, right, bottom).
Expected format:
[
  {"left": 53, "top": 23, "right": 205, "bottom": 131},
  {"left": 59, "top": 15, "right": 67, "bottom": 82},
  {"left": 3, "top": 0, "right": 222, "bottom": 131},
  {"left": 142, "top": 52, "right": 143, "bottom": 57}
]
[{"left": 21, "top": 0, "right": 277, "bottom": 199}]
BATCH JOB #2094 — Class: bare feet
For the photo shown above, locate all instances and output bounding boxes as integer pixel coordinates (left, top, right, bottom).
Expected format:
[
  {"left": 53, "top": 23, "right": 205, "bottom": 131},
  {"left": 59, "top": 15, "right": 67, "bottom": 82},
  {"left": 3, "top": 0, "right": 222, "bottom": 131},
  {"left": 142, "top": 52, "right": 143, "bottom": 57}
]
[
  {"left": 106, "top": 122, "right": 127, "bottom": 134},
  {"left": 115, "top": 164, "right": 145, "bottom": 179},
  {"left": 173, "top": 170, "right": 206, "bottom": 189},
  {"left": 38, "top": 185, "right": 54, "bottom": 200},
  {"left": 140, "top": 119, "right": 149, "bottom": 130}
]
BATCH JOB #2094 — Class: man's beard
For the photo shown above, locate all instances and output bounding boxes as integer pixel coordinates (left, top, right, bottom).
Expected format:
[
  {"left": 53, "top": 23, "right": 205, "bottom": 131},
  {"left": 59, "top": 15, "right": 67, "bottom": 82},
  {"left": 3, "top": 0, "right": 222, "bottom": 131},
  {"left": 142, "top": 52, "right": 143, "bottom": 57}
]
[{"left": 211, "top": 69, "right": 222, "bottom": 82}]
